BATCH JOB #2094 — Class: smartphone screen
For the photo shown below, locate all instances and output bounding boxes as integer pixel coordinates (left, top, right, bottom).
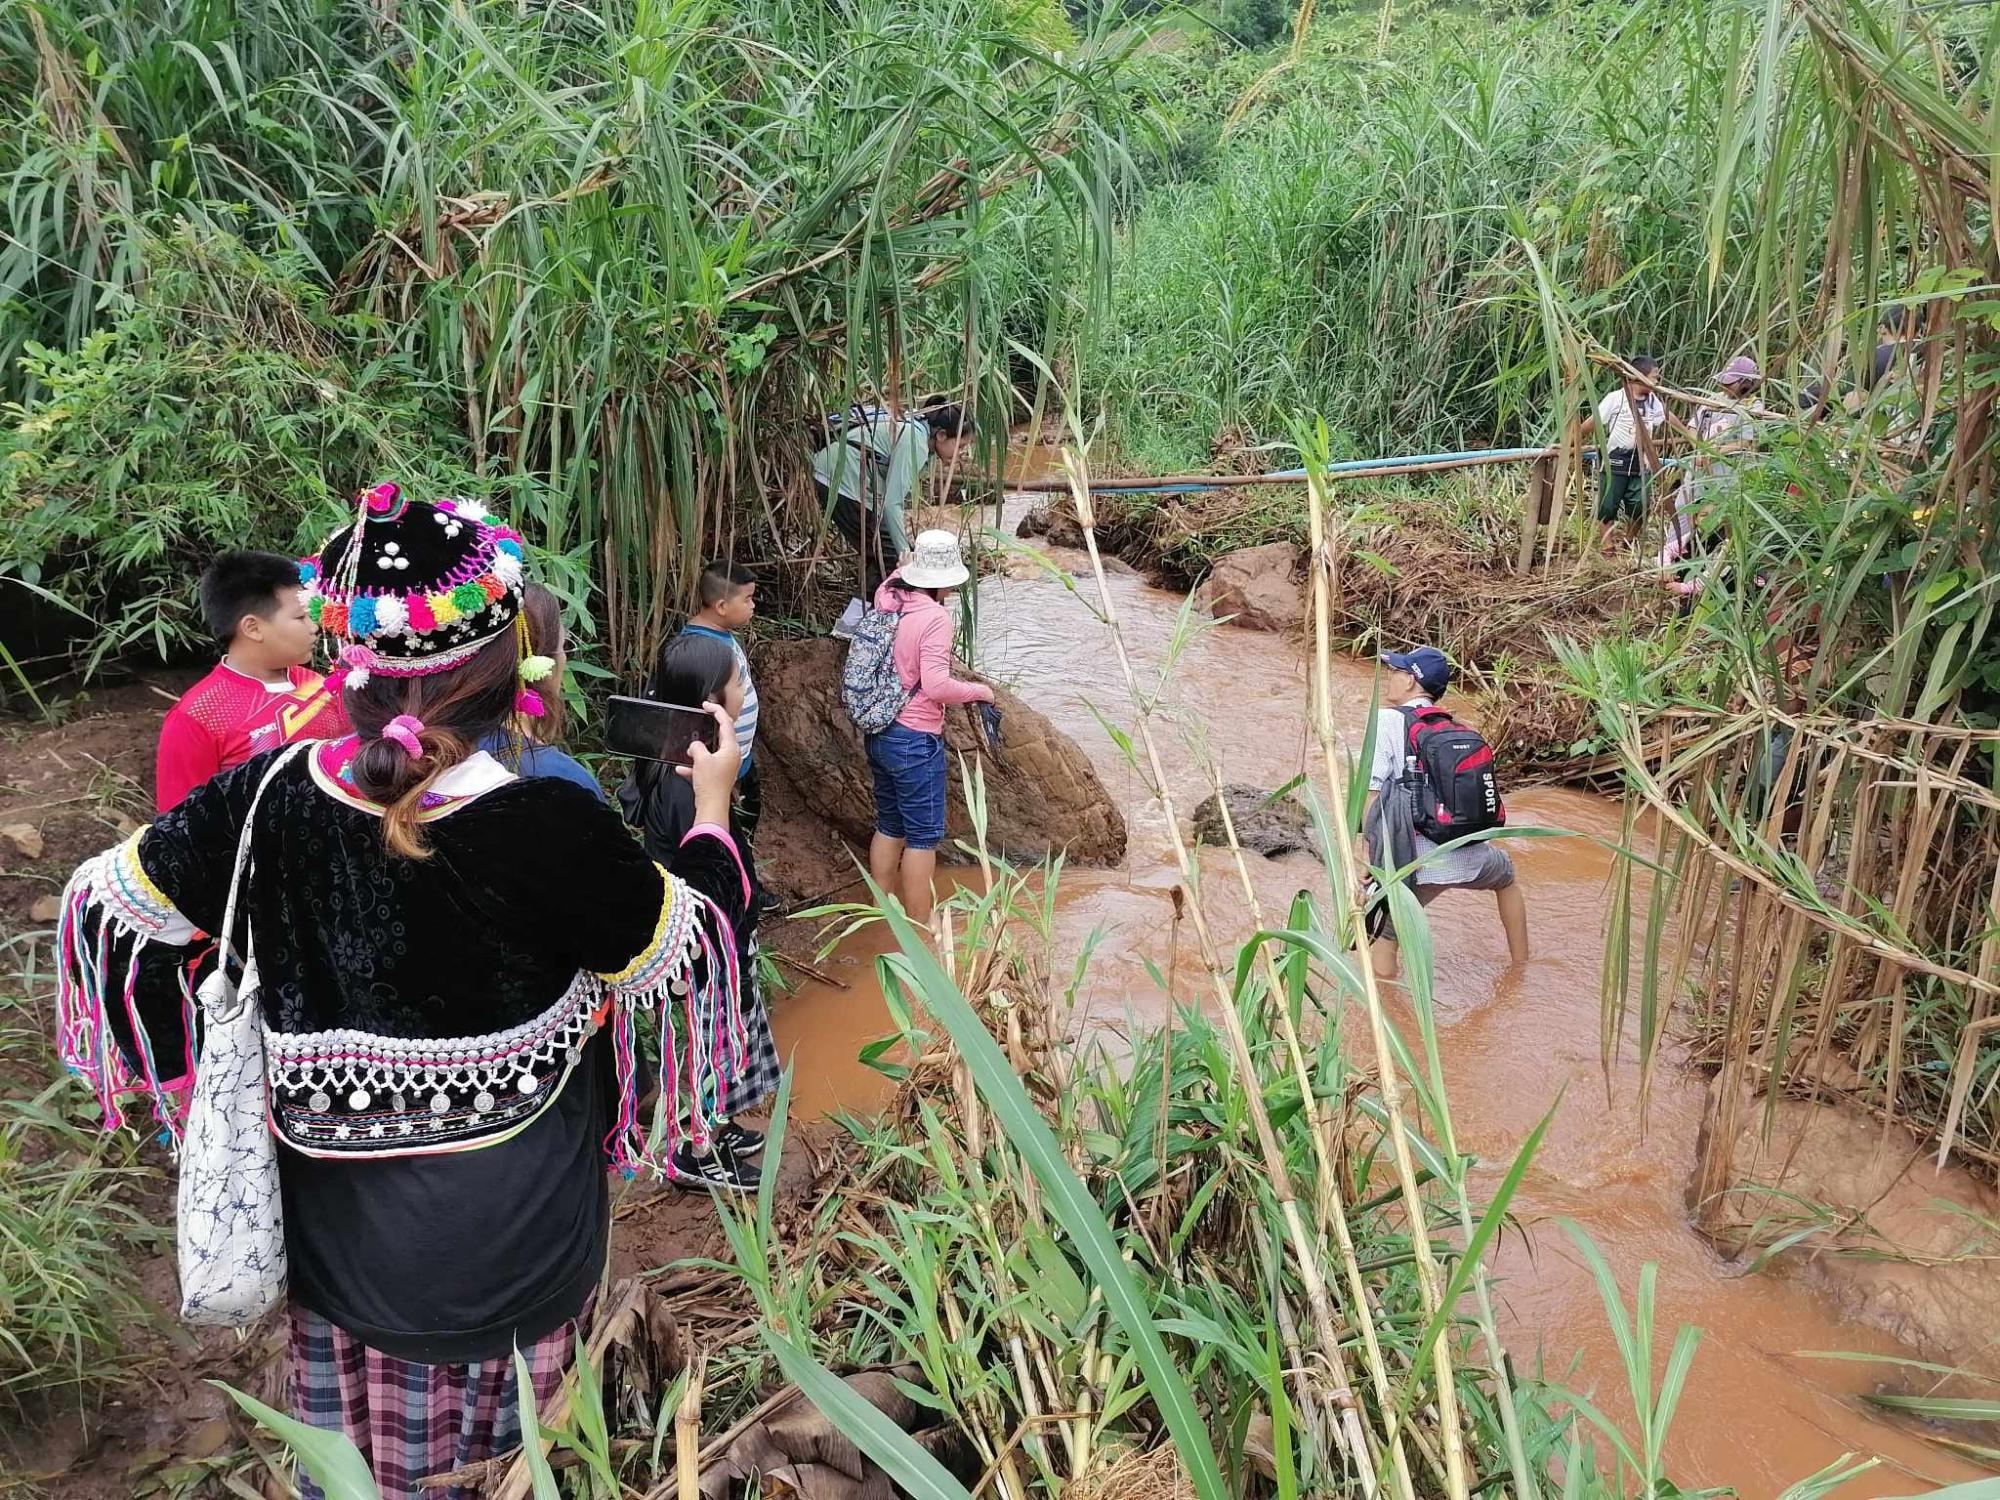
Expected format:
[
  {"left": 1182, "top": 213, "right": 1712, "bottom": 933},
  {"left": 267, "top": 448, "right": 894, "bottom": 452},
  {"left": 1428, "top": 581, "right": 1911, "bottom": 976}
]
[{"left": 604, "top": 696, "right": 719, "bottom": 766}]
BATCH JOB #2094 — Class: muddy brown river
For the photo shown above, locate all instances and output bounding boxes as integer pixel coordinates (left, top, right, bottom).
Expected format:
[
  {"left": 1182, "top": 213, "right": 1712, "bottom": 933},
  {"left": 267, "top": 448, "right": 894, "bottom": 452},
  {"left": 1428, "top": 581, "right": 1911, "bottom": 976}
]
[{"left": 773, "top": 505, "right": 1988, "bottom": 1497}]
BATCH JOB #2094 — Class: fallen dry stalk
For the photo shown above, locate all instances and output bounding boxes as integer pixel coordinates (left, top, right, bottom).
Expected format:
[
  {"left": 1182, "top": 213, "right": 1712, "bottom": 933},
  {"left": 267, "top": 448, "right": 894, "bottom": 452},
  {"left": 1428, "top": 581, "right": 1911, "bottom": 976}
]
[
  {"left": 1062, "top": 448, "right": 1385, "bottom": 1495},
  {"left": 1300, "top": 465, "right": 1472, "bottom": 1500},
  {"left": 1196, "top": 759, "right": 1418, "bottom": 1498},
  {"left": 677, "top": 1356, "right": 704, "bottom": 1500},
  {"left": 1603, "top": 698, "right": 2000, "bottom": 1209}
]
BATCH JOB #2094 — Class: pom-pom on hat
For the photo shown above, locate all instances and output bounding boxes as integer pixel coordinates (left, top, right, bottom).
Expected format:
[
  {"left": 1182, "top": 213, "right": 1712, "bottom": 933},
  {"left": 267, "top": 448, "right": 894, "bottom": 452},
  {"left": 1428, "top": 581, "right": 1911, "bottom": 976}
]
[{"left": 303, "top": 482, "right": 528, "bottom": 679}]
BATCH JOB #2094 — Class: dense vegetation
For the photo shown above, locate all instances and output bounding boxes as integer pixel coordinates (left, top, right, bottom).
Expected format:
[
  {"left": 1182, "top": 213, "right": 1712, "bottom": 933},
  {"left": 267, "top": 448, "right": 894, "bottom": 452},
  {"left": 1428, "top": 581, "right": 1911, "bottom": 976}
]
[
  {"left": 1090, "top": 0, "right": 1994, "bottom": 472},
  {"left": 2, "top": 0, "right": 1127, "bottom": 676},
  {"left": 6, "top": 0, "right": 2000, "bottom": 1490},
  {"left": 1079, "top": 0, "right": 2000, "bottom": 1224}
]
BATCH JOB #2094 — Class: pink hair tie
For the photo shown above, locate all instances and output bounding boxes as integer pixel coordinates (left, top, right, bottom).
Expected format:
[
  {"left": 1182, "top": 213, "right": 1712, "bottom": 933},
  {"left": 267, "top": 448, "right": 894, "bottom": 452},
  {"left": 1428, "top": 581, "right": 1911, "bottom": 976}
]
[{"left": 380, "top": 714, "right": 425, "bottom": 759}]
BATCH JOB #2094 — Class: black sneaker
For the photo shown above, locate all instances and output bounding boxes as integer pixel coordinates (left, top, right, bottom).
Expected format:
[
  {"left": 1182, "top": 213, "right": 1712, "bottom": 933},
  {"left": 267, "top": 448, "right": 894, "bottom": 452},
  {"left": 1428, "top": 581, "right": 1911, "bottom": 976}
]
[
  {"left": 713, "top": 1118, "right": 765, "bottom": 1159},
  {"left": 668, "top": 1143, "right": 759, "bottom": 1192}
]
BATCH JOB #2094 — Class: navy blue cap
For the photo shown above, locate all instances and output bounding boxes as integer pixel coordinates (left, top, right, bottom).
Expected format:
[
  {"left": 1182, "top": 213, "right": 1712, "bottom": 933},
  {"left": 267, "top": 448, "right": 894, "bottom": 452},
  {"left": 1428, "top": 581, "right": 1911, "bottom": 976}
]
[{"left": 1383, "top": 646, "right": 1453, "bottom": 697}]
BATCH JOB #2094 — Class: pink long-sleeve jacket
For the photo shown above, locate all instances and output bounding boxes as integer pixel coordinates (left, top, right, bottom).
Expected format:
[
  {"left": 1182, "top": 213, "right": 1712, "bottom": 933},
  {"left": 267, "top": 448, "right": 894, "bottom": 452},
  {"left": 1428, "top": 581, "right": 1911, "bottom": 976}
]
[{"left": 873, "top": 575, "right": 994, "bottom": 734}]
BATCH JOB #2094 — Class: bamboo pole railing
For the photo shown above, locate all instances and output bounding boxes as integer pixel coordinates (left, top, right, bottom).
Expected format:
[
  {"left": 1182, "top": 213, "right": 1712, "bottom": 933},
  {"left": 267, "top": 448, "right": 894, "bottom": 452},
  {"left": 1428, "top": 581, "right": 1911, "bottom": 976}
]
[{"left": 1009, "top": 444, "right": 1564, "bottom": 567}]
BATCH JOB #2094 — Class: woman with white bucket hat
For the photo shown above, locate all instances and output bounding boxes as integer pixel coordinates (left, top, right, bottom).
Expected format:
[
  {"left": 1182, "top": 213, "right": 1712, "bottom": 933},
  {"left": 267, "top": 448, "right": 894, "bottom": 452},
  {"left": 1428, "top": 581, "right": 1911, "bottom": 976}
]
[{"left": 865, "top": 530, "right": 993, "bottom": 924}]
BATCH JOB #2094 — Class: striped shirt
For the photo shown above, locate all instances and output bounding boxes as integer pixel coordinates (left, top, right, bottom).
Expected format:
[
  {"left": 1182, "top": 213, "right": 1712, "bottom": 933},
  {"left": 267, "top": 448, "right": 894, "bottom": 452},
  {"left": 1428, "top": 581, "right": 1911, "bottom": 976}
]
[{"left": 682, "top": 625, "right": 756, "bottom": 777}]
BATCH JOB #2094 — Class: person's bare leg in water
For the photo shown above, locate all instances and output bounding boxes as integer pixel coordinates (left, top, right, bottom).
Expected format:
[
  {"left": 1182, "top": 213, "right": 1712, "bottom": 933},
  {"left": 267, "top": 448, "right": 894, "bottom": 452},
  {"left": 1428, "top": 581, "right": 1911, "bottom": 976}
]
[
  {"left": 870, "top": 832, "right": 904, "bottom": 904},
  {"left": 901, "top": 847, "right": 938, "bottom": 927},
  {"left": 1496, "top": 882, "right": 1529, "bottom": 963}
]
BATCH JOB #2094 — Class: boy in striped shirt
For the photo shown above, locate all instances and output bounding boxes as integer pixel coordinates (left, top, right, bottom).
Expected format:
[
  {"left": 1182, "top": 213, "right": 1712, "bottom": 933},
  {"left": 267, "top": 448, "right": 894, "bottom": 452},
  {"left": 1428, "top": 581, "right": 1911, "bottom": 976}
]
[{"left": 683, "top": 560, "right": 761, "bottom": 843}]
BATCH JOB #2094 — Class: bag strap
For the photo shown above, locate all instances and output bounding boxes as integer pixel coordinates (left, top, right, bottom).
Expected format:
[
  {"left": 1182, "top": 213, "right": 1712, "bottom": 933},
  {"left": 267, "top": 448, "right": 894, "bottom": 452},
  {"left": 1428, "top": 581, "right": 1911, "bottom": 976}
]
[
  {"left": 210, "top": 743, "right": 308, "bottom": 986},
  {"left": 1395, "top": 703, "right": 1436, "bottom": 753}
]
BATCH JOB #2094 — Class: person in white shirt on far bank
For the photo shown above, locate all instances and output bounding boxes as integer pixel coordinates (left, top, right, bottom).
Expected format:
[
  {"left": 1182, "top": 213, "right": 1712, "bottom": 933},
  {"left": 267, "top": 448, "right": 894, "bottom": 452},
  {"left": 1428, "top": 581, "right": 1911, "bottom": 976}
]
[{"left": 1584, "top": 355, "right": 1667, "bottom": 552}]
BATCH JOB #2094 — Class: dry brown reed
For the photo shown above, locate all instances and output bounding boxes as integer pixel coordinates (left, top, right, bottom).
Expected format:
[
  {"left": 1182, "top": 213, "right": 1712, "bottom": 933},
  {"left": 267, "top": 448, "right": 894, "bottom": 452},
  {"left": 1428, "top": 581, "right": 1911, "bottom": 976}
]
[
  {"left": 1060, "top": 449, "right": 1403, "bottom": 1496},
  {"left": 1602, "top": 703, "right": 2000, "bottom": 1213}
]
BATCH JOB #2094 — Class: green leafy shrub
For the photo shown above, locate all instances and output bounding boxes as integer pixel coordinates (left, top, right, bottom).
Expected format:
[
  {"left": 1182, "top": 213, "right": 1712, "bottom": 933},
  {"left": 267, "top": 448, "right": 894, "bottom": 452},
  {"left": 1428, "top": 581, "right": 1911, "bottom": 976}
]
[
  {"left": 0, "top": 1011, "right": 160, "bottom": 1405},
  {"left": 0, "top": 227, "right": 526, "bottom": 671}
]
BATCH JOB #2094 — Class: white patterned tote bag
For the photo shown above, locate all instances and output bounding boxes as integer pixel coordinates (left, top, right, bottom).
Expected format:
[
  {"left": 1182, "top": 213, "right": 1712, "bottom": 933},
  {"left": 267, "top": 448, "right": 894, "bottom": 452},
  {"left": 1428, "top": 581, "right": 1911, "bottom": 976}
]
[{"left": 177, "top": 744, "right": 303, "bottom": 1327}]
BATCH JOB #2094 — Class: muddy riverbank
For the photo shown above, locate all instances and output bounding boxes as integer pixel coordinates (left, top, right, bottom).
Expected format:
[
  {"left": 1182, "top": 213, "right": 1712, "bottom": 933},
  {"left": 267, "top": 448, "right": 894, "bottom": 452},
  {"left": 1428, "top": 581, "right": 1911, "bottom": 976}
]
[
  {"left": 772, "top": 502, "right": 1997, "bottom": 1496},
  {"left": 2, "top": 505, "right": 1993, "bottom": 1496}
]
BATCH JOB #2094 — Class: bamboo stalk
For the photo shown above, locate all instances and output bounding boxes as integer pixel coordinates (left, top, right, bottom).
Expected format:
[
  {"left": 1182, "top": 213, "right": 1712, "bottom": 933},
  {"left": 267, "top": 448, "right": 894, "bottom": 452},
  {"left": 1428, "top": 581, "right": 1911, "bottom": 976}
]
[
  {"left": 1301, "top": 460, "right": 1474, "bottom": 1500},
  {"left": 1060, "top": 449, "right": 1388, "bottom": 1495},
  {"left": 676, "top": 1357, "right": 705, "bottom": 1500},
  {"left": 1196, "top": 763, "right": 1410, "bottom": 1493},
  {"left": 1514, "top": 454, "right": 1552, "bottom": 572}
]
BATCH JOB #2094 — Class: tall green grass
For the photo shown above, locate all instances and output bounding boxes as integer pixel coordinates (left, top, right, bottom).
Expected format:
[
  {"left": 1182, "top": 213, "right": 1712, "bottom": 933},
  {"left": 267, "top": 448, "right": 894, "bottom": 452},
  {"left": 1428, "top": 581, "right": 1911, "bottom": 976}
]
[
  {"left": 0, "top": 971, "right": 161, "bottom": 1406},
  {"left": 2, "top": 0, "right": 1133, "bottom": 674},
  {"left": 1086, "top": 0, "right": 1994, "bottom": 473},
  {"left": 704, "top": 829, "right": 1714, "bottom": 1499}
]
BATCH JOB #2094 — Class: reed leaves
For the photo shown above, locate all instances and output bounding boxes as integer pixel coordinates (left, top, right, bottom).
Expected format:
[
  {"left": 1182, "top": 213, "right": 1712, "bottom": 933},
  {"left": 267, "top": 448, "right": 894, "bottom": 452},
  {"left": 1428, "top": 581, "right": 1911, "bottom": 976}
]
[
  {"left": 1, "top": 0, "right": 1132, "bottom": 673},
  {"left": 870, "top": 882, "right": 1230, "bottom": 1500}
]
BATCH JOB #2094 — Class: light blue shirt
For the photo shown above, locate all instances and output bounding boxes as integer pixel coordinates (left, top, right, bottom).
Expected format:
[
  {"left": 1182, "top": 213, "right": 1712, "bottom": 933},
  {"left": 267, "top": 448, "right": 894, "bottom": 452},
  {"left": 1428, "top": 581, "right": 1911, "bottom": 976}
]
[
  {"left": 475, "top": 730, "right": 604, "bottom": 801},
  {"left": 809, "top": 412, "right": 931, "bottom": 558}
]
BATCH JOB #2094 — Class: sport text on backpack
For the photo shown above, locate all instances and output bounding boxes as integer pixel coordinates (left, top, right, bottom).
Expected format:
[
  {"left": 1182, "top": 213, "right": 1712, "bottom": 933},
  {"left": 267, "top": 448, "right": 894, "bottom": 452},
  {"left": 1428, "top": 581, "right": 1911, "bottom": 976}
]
[
  {"left": 1395, "top": 705, "right": 1506, "bottom": 841},
  {"left": 840, "top": 605, "right": 914, "bottom": 733}
]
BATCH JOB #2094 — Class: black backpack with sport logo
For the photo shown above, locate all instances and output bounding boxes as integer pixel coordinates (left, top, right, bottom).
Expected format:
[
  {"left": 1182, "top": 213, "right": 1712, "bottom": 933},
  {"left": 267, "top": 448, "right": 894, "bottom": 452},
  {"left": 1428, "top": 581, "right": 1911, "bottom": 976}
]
[{"left": 1395, "top": 705, "right": 1506, "bottom": 842}]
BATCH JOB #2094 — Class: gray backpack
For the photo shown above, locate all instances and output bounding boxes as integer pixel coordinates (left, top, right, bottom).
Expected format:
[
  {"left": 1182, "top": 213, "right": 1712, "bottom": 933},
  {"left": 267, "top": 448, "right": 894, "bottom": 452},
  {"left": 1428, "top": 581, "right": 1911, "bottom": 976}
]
[{"left": 840, "top": 605, "right": 913, "bottom": 733}]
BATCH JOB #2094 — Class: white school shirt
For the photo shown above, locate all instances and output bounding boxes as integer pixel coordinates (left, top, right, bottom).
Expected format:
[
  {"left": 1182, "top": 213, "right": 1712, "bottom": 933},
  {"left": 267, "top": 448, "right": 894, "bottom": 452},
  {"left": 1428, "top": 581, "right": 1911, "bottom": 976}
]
[{"left": 1596, "top": 387, "right": 1665, "bottom": 454}]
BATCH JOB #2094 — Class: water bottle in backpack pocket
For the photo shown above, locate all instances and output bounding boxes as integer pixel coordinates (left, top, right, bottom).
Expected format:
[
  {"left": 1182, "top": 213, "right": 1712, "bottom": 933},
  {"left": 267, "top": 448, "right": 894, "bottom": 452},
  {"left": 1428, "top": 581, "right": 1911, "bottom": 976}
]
[{"left": 1396, "top": 704, "right": 1505, "bottom": 841}]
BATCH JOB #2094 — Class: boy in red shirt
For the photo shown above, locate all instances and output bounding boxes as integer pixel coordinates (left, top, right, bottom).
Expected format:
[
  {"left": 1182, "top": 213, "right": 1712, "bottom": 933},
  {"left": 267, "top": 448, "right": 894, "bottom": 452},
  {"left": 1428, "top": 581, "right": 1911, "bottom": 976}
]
[{"left": 155, "top": 551, "right": 349, "bottom": 811}]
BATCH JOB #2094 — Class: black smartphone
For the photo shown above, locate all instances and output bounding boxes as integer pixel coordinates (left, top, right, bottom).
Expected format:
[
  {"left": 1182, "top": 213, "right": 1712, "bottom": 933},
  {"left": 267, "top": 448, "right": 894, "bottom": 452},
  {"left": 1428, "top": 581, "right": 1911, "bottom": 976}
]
[{"left": 604, "top": 695, "right": 719, "bottom": 766}]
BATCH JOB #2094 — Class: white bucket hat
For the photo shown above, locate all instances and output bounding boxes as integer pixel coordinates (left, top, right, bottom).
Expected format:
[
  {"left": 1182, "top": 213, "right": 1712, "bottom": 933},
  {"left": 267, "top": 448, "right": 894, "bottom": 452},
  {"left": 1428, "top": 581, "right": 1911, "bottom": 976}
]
[{"left": 900, "top": 529, "right": 970, "bottom": 590}]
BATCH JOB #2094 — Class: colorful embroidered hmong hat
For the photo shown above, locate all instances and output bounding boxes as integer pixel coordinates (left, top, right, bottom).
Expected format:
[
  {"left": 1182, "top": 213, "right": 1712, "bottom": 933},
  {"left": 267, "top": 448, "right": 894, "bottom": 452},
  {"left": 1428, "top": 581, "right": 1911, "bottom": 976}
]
[{"left": 301, "top": 482, "right": 528, "bottom": 682}]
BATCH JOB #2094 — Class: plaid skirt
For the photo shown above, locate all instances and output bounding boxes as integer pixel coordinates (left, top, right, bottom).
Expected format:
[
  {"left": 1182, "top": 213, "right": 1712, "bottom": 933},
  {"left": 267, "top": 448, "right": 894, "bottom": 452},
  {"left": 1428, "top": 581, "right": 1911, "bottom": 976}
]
[
  {"left": 287, "top": 1300, "right": 584, "bottom": 1500},
  {"left": 723, "top": 960, "right": 780, "bottom": 1118}
]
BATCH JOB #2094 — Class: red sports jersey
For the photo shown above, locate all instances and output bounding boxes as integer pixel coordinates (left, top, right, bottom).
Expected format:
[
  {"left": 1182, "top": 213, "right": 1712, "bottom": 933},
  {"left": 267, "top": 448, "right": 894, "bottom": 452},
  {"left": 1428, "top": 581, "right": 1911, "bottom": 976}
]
[{"left": 155, "top": 661, "right": 349, "bottom": 812}]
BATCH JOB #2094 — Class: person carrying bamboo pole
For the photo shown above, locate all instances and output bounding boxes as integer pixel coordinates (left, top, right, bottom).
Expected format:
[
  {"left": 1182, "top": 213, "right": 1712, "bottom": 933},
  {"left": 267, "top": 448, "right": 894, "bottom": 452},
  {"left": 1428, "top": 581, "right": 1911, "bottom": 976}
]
[
  {"left": 1661, "top": 355, "right": 1767, "bottom": 597},
  {"left": 1584, "top": 355, "right": 1666, "bottom": 551}
]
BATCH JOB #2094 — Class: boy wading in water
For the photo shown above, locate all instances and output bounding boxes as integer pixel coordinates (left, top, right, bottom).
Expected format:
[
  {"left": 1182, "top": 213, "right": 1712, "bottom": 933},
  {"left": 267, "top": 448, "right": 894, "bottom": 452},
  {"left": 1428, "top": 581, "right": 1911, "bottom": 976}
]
[{"left": 1362, "top": 647, "right": 1529, "bottom": 980}]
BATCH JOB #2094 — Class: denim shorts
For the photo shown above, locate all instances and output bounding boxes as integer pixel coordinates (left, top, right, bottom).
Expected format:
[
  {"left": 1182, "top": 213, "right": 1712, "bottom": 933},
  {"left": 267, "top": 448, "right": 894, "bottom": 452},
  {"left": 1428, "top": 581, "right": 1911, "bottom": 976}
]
[{"left": 865, "top": 723, "right": 946, "bottom": 850}]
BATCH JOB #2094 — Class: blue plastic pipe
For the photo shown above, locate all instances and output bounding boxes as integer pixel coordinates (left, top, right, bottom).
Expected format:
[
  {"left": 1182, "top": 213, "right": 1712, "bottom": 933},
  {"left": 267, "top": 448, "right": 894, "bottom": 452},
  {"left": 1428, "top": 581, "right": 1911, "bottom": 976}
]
[{"left": 1041, "top": 445, "right": 1552, "bottom": 496}]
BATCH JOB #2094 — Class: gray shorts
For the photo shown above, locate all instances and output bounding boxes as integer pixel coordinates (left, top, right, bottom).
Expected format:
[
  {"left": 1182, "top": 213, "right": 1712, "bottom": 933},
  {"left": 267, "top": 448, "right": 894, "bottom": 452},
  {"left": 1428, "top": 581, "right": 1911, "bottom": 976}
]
[{"left": 1413, "top": 841, "right": 1516, "bottom": 899}]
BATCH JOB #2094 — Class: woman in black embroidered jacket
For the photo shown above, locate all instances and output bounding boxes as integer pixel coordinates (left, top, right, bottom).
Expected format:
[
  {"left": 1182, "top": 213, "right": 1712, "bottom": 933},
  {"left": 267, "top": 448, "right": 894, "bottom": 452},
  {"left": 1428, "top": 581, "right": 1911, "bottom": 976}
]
[{"left": 54, "top": 485, "right": 752, "bottom": 1500}]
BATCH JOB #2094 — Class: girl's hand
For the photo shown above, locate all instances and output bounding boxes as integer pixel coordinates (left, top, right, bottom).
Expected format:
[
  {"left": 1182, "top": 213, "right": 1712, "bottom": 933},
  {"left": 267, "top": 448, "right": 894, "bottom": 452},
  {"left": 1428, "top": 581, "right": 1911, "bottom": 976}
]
[{"left": 679, "top": 702, "right": 741, "bottom": 824}]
